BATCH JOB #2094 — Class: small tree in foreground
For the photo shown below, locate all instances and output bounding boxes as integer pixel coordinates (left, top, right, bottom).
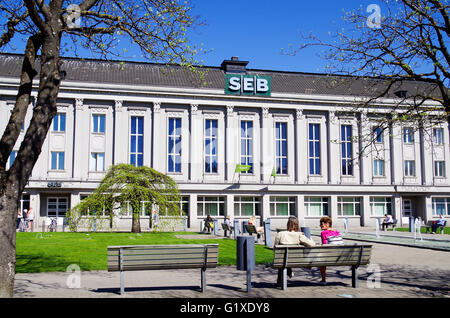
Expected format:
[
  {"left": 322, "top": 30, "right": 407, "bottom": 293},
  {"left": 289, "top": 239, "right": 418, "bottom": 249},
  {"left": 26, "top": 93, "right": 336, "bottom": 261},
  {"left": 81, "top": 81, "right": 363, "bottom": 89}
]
[{"left": 67, "top": 164, "right": 182, "bottom": 233}]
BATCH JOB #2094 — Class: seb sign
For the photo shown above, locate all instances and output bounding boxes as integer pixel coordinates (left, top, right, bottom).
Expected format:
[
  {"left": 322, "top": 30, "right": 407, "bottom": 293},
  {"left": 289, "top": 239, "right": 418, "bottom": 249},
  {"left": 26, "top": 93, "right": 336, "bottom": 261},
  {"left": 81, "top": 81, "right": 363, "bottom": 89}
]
[{"left": 225, "top": 74, "right": 271, "bottom": 96}]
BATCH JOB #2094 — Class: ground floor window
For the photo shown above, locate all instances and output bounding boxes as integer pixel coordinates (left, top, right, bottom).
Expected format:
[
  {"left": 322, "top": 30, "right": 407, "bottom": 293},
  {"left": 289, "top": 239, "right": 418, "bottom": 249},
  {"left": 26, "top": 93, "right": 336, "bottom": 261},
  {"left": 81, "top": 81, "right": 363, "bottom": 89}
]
[
  {"left": 432, "top": 198, "right": 450, "bottom": 216},
  {"left": 337, "top": 197, "right": 361, "bottom": 216},
  {"left": 47, "top": 197, "right": 68, "bottom": 217},
  {"left": 197, "top": 196, "right": 225, "bottom": 217},
  {"left": 270, "top": 197, "right": 296, "bottom": 216},
  {"left": 370, "top": 197, "right": 392, "bottom": 216},
  {"left": 234, "top": 196, "right": 260, "bottom": 216},
  {"left": 20, "top": 194, "right": 30, "bottom": 213},
  {"left": 304, "top": 197, "right": 329, "bottom": 217}
]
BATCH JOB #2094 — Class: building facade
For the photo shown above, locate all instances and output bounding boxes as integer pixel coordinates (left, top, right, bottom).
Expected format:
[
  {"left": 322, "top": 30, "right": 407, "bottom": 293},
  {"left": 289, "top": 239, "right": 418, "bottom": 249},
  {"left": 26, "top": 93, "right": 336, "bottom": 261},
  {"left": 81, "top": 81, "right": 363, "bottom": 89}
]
[{"left": 1, "top": 54, "right": 449, "bottom": 231}]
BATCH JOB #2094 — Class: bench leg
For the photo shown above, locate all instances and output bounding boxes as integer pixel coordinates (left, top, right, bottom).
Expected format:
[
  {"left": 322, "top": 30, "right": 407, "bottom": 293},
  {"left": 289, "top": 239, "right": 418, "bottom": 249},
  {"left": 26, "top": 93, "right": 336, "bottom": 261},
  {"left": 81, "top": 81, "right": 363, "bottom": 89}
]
[
  {"left": 351, "top": 266, "right": 358, "bottom": 288},
  {"left": 282, "top": 268, "right": 287, "bottom": 290},
  {"left": 201, "top": 268, "right": 206, "bottom": 293},
  {"left": 120, "top": 271, "right": 124, "bottom": 295}
]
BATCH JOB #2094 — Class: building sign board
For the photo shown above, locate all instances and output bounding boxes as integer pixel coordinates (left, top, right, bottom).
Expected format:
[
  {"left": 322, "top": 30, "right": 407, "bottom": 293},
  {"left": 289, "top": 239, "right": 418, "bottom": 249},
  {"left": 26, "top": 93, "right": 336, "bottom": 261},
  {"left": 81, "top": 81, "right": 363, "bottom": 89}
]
[{"left": 225, "top": 74, "right": 271, "bottom": 96}]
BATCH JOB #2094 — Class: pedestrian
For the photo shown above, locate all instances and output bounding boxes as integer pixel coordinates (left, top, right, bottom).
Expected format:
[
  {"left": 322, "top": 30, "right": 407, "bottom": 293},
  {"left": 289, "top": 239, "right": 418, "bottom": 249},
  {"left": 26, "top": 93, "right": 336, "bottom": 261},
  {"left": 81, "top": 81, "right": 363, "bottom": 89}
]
[
  {"left": 319, "top": 216, "right": 342, "bottom": 285},
  {"left": 16, "top": 208, "right": 22, "bottom": 231},
  {"left": 27, "top": 207, "right": 34, "bottom": 232},
  {"left": 274, "top": 216, "right": 316, "bottom": 285}
]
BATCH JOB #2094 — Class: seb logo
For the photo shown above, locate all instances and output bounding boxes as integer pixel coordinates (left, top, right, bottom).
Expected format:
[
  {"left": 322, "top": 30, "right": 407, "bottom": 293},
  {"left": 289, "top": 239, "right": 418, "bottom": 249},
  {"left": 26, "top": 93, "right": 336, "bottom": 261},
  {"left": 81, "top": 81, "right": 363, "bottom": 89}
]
[{"left": 225, "top": 74, "right": 271, "bottom": 96}]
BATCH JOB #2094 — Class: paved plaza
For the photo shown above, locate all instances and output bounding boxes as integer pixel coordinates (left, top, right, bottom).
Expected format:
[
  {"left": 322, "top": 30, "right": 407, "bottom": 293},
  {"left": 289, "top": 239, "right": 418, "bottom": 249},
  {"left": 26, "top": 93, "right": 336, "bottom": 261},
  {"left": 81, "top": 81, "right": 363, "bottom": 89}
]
[{"left": 13, "top": 230, "right": 450, "bottom": 299}]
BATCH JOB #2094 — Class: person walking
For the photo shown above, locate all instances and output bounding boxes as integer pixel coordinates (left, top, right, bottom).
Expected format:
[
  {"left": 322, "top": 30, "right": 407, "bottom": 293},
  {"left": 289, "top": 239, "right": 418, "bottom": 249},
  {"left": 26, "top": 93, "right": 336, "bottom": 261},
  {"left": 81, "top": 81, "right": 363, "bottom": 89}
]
[{"left": 27, "top": 207, "right": 34, "bottom": 232}]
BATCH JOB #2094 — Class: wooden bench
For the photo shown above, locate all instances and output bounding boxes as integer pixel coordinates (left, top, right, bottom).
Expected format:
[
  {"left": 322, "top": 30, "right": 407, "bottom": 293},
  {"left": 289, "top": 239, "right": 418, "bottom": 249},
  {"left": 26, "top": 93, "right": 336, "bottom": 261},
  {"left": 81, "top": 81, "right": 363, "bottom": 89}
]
[
  {"left": 107, "top": 244, "right": 219, "bottom": 294},
  {"left": 221, "top": 223, "right": 234, "bottom": 237},
  {"left": 272, "top": 244, "right": 373, "bottom": 290},
  {"left": 381, "top": 219, "right": 397, "bottom": 231},
  {"left": 245, "top": 224, "right": 264, "bottom": 242},
  {"left": 422, "top": 220, "right": 447, "bottom": 234}
]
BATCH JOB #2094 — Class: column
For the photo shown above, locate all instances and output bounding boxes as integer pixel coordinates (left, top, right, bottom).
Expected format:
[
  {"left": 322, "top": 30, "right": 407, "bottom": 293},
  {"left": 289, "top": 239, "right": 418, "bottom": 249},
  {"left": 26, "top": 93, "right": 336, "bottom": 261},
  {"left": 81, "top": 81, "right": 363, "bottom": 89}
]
[
  {"left": 296, "top": 109, "right": 307, "bottom": 184},
  {"left": 261, "top": 193, "right": 270, "bottom": 222},
  {"left": 328, "top": 111, "right": 340, "bottom": 184},
  {"left": 261, "top": 107, "right": 273, "bottom": 183},
  {"left": 361, "top": 195, "right": 371, "bottom": 227},
  {"left": 360, "top": 112, "right": 371, "bottom": 184},
  {"left": 226, "top": 105, "right": 237, "bottom": 182},
  {"left": 188, "top": 194, "right": 197, "bottom": 229},
  {"left": 190, "top": 104, "right": 202, "bottom": 182},
  {"left": 152, "top": 102, "right": 165, "bottom": 172},
  {"left": 390, "top": 122, "right": 403, "bottom": 184},
  {"left": 73, "top": 98, "right": 89, "bottom": 180}
]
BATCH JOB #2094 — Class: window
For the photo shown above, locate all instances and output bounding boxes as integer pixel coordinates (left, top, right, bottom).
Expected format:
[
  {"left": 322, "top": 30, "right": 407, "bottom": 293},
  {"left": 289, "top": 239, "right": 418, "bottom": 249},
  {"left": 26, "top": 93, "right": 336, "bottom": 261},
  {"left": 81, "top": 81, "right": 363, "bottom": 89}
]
[
  {"left": 90, "top": 153, "right": 105, "bottom": 171},
  {"left": 403, "top": 127, "right": 414, "bottom": 143},
  {"left": 47, "top": 197, "right": 68, "bottom": 217},
  {"left": 308, "top": 123, "right": 321, "bottom": 175},
  {"left": 338, "top": 197, "right": 361, "bottom": 216},
  {"left": 434, "top": 161, "right": 445, "bottom": 177},
  {"left": 433, "top": 128, "right": 443, "bottom": 145},
  {"left": 240, "top": 121, "right": 253, "bottom": 174},
  {"left": 404, "top": 160, "right": 415, "bottom": 177},
  {"left": 432, "top": 198, "right": 450, "bottom": 215},
  {"left": 197, "top": 196, "right": 225, "bottom": 217},
  {"left": 270, "top": 197, "right": 296, "bottom": 216},
  {"left": 370, "top": 197, "right": 392, "bottom": 216},
  {"left": 53, "top": 113, "right": 66, "bottom": 132},
  {"left": 373, "top": 127, "right": 383, "bottom": 143},
  {"left": 168, "top": 117, "right": 182, "bottom": 173},
  {"left": 9, "top": 150, "right": 17, "bottom": 168},
  {"left": 204, "top": 119, "right": 218, "bottom": 173},
  {"left": 130, "top": 116, "right": 144, "bottom": 167},
  {"left": 51, "top": 151, "right": 65, "bottom": 170},
  {"left": 304, "top": 197, "right": 329, "bottom": 217},
  {"left": 234, "top": 196, "right": 260, "bottom": 217},
  {"left": 92, "top": 114, "right": 105, "bottom": 133},
  {"left": 341, "top": 125, "right": 353, "bottom": 175},
  {"left": 275, "top": 122, "right": 288, "bottom": 175},
  {"left": 373, "top": 159, "right": 385, "bottom": 176}
]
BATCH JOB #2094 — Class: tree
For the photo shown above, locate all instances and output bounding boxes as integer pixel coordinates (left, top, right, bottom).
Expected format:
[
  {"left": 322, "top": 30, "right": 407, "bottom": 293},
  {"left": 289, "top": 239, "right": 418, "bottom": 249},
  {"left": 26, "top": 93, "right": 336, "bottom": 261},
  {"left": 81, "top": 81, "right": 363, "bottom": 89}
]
[
  {"left": 0, "top": 0, "right": 201, "bottom": 298},
  {"left": 67, "top": 164, "right": 182, "bottom": 233},
  {"left": 285, "top": 0, "right": 449, "bottom": 153}
]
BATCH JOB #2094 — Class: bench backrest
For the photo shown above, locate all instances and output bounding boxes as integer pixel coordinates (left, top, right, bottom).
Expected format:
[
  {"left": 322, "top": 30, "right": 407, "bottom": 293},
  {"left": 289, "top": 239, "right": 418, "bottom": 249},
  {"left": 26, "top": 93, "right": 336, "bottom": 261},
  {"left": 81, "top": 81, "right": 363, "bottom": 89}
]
[
  {"left": 272, "top": 244, "right": 372, "bottom": 268},
  {"left": 107, "top": 244, "right": 219, "bottom": 272},
  {"left": 245, "top": 224, "right": 258, "bottom": 234}
]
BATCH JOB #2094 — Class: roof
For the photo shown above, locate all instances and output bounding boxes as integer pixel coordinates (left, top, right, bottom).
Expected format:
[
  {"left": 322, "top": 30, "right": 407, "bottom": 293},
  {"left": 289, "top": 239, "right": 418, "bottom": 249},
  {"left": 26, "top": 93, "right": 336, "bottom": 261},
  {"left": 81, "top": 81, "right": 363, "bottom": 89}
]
[{"left": 0, "top": 53, "right": 441, "bottom": 99}]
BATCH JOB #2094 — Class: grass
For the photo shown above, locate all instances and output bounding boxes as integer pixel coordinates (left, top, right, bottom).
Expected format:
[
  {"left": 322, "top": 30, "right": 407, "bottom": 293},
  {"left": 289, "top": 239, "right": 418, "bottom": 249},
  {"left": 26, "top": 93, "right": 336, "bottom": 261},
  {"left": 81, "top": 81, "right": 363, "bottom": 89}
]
[
  {"left": 15, "top": 232, "right": 274, "bottom": 273},
  {"left": 391, "top": 227, "right": 450, "bottom": 235}
]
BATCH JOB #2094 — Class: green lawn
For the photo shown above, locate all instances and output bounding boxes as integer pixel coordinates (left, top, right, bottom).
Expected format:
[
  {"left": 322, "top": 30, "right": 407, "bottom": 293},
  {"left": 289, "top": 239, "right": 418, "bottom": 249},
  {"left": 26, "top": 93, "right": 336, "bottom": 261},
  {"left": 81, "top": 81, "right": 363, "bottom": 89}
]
[
  {"left": 392, "top": 227, "right": 450, "bottom": 235},
  {"left": 15, "top": 232, "right": 274, "bottom": 273}
]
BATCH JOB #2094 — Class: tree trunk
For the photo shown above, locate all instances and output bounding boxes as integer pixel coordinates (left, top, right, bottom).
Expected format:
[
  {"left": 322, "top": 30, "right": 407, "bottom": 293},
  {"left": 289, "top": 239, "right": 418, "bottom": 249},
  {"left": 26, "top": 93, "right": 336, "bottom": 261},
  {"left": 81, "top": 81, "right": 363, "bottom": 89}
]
[
  {"left": 0, "top": 32, "right": 62, "bottom": 297},
  {"left": 131, "top": 207, "right": 141, "bottom": 233}
]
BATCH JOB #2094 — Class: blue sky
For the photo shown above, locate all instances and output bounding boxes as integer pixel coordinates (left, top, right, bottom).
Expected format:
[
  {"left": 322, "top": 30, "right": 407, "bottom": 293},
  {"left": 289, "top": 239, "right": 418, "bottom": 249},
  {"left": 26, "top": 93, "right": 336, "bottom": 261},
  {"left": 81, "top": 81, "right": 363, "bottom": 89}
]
[{"left": 0, "top": 0, "right": 386, "bottom": 74}]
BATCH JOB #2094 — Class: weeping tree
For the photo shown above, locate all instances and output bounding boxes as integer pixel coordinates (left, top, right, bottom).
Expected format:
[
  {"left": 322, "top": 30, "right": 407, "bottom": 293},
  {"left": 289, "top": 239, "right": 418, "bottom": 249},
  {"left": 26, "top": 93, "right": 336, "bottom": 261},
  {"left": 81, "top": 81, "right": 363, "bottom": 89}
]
[
  {"left": 67, "top": 164, "right": 182, "bottom": 233},
  {"left": 0, "top": 0, "right": 202, "bottom": 298},
  {"left": 284, "top": 0, "right": 449, "bottom": 154}
]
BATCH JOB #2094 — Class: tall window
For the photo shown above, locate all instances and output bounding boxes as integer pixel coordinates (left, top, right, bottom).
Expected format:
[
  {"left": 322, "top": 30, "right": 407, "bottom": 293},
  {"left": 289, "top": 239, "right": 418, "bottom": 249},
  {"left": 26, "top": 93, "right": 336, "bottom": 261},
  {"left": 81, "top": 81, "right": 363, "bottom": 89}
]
[
  {"left": 373, "top": 127, "right": 383, "bottom": 143},
  {"left": 270, "top": 197, "right": 296, "bottom": 216},
  {"left": 404, "top": 160, "right": 415, "bottom": 177},
  {"left": 240, "top": 120, "right": 253, "bottom": 174},
  {"left": 204, "top": 119, "right": 218, "bottom": 173},
  {"left": 53, "top": 113, "right": 66, "bottom": 132},
  {"left": 341, "top": 125, "right": 353, "bottom": 175},
  {"left": 168, "top": 117, "right": 182, "bottom": 173},
  {"left": 304, "top": 197, "right": 329, "bottom": 216},
  {"left": 434, "top": 161, "right": 445, "bottom": 177},
  {"left": 92, "top": 114, "right": 105, "bottom": 133},
  {"left": 373, "top": 159, "right": 385, "bottom": 176},
  {"left": 130, "top": 116, "right": 143, "bottom": 167},
  {"left": 90, "top": 153, "right": 105, "bottom": 171},
  {"left": 433, "top": 128, "right": 443, "bottom": 145},
  {"left": 234, "top": 196, "right": 260, "bottom": 216},
  {"left": 403, "top": 127, "right": 414, "bottom": 143},
  {"left": 51, "top": 151, "right": 65, "bottom": 170},
  {"left": 370, "top": 197, "right": 392, "bottom": 216},
  {"left": 337, "top": 197, "right": 361, "bottom": 216},
  {"left": 275, "top": 122, "right": 287, "bottom": 175},
  {"left": 432, "top": 198, "right": 450, "bottom": 215},
  {"left": 308, "top": 123, "right": 320, "bottom": 175},
  {"left": 197, "top": 196, "right": 225, "bottom": 216}
]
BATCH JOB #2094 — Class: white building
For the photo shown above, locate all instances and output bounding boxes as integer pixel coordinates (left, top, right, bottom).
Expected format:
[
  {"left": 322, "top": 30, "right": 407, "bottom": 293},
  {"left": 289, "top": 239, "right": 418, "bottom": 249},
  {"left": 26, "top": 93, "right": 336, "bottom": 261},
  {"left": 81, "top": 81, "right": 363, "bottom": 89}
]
[{"left": 1, "top": 54, "right": 449, "bottom": 231}]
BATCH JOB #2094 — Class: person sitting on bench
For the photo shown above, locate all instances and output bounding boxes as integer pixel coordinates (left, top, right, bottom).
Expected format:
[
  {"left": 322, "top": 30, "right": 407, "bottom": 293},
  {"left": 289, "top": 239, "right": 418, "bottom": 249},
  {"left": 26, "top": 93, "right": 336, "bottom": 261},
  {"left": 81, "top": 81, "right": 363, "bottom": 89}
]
[
  {"left": 248, "top": 216, "right": 264, "bottom": 237},
  {"left": 431, "top": 214, "right": 446, "bottom": 234},
  {"left": 204, "top": 215, "right": 214, "bottom": 233},
  {"left": 381, "top": 214, "right": 394, "bottom": 230}
]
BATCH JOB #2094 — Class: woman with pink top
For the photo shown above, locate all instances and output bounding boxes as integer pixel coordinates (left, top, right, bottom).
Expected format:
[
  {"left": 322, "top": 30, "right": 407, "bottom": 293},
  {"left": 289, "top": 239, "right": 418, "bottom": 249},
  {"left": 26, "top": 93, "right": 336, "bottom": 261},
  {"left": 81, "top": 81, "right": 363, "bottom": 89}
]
[{"left": 319, "top": 216, "right": 341, "bottom": 285}]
